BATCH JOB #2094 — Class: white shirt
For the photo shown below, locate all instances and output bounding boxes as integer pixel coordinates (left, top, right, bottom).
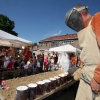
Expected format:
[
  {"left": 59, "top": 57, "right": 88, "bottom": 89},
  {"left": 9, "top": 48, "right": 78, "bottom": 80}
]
[
  {"left": 37, "top": 61, "right": 40, "bottom": 67},
  {"left": 4, "top": 57, "right": 10, "bottom": 68}
]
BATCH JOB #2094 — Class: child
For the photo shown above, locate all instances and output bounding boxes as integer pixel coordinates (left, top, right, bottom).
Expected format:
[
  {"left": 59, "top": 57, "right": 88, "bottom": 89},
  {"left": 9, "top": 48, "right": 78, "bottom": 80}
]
[{"left": 44, "top": 55, "right": 48, "bottom": 71}]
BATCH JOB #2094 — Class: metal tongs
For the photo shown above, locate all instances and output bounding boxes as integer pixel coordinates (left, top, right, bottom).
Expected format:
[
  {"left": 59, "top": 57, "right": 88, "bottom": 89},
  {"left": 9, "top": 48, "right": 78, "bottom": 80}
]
[{"left": 80, "top": 74, "right": 95, "bottom": 100}]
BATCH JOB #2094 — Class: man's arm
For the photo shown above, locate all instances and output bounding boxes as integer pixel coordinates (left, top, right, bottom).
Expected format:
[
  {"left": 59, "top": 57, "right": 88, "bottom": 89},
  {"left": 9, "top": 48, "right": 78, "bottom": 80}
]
[
  {"left": 92, "top": 12, "right": 100, "bottom": 47},
  {"left": 91, "top": 12, "right": 100, "bottom": 84}
]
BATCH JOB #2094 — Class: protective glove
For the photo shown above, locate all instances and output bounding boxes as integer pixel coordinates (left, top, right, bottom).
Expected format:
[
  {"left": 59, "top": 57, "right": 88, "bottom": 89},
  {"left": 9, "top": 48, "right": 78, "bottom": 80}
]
[{"left": 73, "top": 67, "right": 83, "bottom": 81}]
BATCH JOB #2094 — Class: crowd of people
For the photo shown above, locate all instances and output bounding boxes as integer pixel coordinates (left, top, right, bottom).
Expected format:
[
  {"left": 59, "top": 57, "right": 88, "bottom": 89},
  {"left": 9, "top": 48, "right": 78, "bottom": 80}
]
[
  {"left": 0, "top": 46, "right": 81, "bottom": 79},
  {"left": 0, "top": 47, "right": 58, "bottom": 79}
]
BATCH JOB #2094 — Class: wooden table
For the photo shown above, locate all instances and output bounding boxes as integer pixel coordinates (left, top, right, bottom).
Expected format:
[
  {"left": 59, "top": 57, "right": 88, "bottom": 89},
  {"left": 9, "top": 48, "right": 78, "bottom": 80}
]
[{"left": 35, "top": 79, "right": 76, "bottom": 100}]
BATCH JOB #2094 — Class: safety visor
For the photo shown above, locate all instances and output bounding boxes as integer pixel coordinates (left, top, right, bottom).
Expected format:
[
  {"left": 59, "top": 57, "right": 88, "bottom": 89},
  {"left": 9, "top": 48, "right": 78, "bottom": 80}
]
[{"left": 65, "top": 6, "right": 88, "bottom": 32}]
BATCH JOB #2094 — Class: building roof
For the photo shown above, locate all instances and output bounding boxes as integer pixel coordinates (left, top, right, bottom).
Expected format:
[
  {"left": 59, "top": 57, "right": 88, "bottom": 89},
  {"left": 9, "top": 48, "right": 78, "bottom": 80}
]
[{"left": 39, "top": 34, "right": 77, "bottom": 42}]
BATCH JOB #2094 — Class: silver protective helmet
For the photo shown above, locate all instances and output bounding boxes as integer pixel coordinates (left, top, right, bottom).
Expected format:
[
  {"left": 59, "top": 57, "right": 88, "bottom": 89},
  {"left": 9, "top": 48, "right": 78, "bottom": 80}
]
[{"left": 65, "top": 6, "right": 88, "bottom": 32}]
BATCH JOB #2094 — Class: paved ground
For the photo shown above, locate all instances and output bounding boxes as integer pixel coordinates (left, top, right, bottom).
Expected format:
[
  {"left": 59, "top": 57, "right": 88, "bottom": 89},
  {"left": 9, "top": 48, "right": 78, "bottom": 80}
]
[{"left": 44, "top": 81, "right": 79, "bottom": 100}]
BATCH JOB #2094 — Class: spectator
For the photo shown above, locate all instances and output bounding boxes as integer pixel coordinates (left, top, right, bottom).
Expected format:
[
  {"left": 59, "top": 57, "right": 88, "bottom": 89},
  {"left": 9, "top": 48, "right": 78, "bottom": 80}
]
[
  {"left": 14, "top": 57, "right": 21, "bottom": 77},
  {"left": 6, "top": 57, "right": 14, "bottom": 70},
  {"left": 33, "top": 56, "right": 37, "bottom": 68},
  {"left": 0, "top": 55, "right": 5, "bottom": 70},
  {"left": 35, "top": 55, "right": 40, "bottom": 74},
  {"left": 28, "top": 56, "right": 34, "bottom": 74},
  {"left": 14, "top": 57, "right": 21, "bottom": 69},
  {"left": 49, "top": 56, "right": 54, "bottom": 71},
  {"left": 22, "top": 46, "right": 32, "bottom": 62},
  {"left": 54, "top": 52, "right": 58, "bottom": 65},
  {"left": 39, "top": 52, "right": 44, "bottom": 72},
  {"left": 44, "top": 55, "right": 48, "bottom": 71},
  {"left": 4, "top": 52, "right": 10, "bottom": 69}
]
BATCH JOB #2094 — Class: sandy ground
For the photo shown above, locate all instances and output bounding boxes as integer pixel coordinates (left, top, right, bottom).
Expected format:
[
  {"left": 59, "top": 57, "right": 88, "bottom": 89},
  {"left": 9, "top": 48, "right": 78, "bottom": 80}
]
[{"left": 0, "top": 70, "right": 65, "bottom": 100}]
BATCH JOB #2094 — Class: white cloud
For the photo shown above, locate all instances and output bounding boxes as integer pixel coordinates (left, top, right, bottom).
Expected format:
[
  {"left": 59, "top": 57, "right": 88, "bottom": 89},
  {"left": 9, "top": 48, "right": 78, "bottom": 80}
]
[{"left": 51, "top": 30, "right": 62, "bottom": 36}]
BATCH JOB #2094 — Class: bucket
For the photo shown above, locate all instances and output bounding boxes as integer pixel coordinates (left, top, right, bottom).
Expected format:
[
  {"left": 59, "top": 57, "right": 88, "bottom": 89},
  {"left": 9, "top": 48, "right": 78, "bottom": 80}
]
[
  {"left": 59, "top": 74, "right": 65, "bottom": 85},
  {"left": 36, "top": 81, "right": 45, "bottom": 95},
  {"left": 15, "top": 86, "right": 28, "bottom": 100},
  {"left": 54, "top": 76, "right": 61, "bottom": 87},
  {"left": 49, "top": 78, "right": 56, "bottom": 89},
  {"left": 64, "top": 72, "right": 69, "bottom": 82},
  {"left": 43, "top": 79, "right": 51, "bottom": 93},
  {"left": 27, "top": 83, "right": 37, "bottom": 100}
]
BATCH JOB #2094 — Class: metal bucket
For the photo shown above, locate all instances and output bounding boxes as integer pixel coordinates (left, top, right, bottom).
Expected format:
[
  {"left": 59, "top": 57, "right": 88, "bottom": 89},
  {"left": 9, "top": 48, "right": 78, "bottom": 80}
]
[
  {"left": 54, "top": 76, "right": 61, "bottom": 87},
  {"left": 49, "top": 78, "right": 56, "bottom": 89},
  {"left": 15, "top": 86, "right": 28, "bottom": 100},
  {"left": 36, "top": 81, "right": 45, "bottom": 95},
  {"left": 27, "top": 83, "right": 37, "bottom": 100},
  {"left": 43, "top": 79, "right": 51, "bottom": 93},
  {"left": 59, "top": 74, "right": 65, "bottom": 85},
  {"left": 63, "top": 72, "right": 69, "bottom": 82}
]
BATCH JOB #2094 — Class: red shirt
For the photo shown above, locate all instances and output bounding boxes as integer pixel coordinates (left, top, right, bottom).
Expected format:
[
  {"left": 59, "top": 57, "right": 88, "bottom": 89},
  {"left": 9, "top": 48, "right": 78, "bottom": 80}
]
[
  {"left": 7, "top": 61, "right": 13, "bottom": 70},
  {"left": 22, "top": 51, "right": 32, "bottom": 61}
]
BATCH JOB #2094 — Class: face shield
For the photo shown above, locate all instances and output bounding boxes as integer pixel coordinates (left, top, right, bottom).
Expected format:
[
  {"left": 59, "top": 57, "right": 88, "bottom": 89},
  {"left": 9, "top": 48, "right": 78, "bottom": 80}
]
[{"left": 65, "top": 6, "right": 88, "bottom": 32}]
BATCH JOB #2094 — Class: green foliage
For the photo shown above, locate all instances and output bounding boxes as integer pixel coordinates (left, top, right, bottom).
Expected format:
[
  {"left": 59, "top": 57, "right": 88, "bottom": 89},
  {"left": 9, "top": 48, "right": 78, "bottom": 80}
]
[
  {"left": 0, "top": 14, "right": 18, "bottom": 36},
  {"left": 34, "top": 43, "right": 38, "bottom": 46},
  {"left": 11, "top": 31, "right": 18, "bottom": 36}
]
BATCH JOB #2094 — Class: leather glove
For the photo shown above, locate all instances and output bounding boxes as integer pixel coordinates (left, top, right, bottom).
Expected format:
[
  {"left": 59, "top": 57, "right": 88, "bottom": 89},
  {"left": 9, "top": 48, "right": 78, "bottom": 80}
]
[{"left": 73, "top": 67, "right": 83, "bottom": 81}]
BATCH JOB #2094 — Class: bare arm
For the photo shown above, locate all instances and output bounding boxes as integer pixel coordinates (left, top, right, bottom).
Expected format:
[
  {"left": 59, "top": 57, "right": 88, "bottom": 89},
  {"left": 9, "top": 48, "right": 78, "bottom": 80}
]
[{"left": 91, "top": 12, "right": 100, "bottom": 83}]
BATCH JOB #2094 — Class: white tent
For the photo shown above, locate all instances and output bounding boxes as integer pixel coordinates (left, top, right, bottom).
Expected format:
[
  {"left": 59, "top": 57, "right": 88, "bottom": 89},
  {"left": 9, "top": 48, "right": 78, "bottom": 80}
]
[
  {"left": 49, "top": 44, "right": 81, "bottom": 53},
  {"left": 0, "top": 30, "right": 33, "bottom": 47}
]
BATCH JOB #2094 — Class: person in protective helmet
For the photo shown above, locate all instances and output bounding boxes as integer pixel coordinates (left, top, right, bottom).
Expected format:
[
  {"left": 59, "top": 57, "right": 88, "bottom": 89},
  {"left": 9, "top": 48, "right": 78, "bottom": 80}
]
[{"left": 65, "top": 4, "right": 100, "bottom": 100}]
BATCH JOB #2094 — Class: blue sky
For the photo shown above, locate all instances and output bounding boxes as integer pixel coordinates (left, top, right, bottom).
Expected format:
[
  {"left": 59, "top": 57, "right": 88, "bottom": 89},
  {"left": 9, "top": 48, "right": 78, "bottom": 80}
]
[{"left": 0, "top": 0, "right": 100, "bottom": 43}]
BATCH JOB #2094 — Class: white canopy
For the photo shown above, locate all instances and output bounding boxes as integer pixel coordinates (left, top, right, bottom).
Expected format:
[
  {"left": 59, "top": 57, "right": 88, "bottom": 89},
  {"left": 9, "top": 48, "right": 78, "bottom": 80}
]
[
  {"left": 49, "top": 44, "right": 81, "bottom": 53},
  {"left": 0, "top": 30, "right": 33, "bottom": 48}
]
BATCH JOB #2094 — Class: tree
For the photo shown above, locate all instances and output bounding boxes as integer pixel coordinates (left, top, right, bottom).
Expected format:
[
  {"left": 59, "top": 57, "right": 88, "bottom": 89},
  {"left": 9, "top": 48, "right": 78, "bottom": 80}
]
[
  {"left": 0, "top": 14, "right": 18, "bottom": 36},
  {"left": 34, "top": 43, "right": 38, "bottom": 46}
]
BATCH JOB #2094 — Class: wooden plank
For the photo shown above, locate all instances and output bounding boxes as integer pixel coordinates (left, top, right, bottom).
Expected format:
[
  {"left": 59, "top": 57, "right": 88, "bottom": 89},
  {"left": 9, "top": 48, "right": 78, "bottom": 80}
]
[{"left": 35, "top": 80, "right": 76, "bottom": 100}]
